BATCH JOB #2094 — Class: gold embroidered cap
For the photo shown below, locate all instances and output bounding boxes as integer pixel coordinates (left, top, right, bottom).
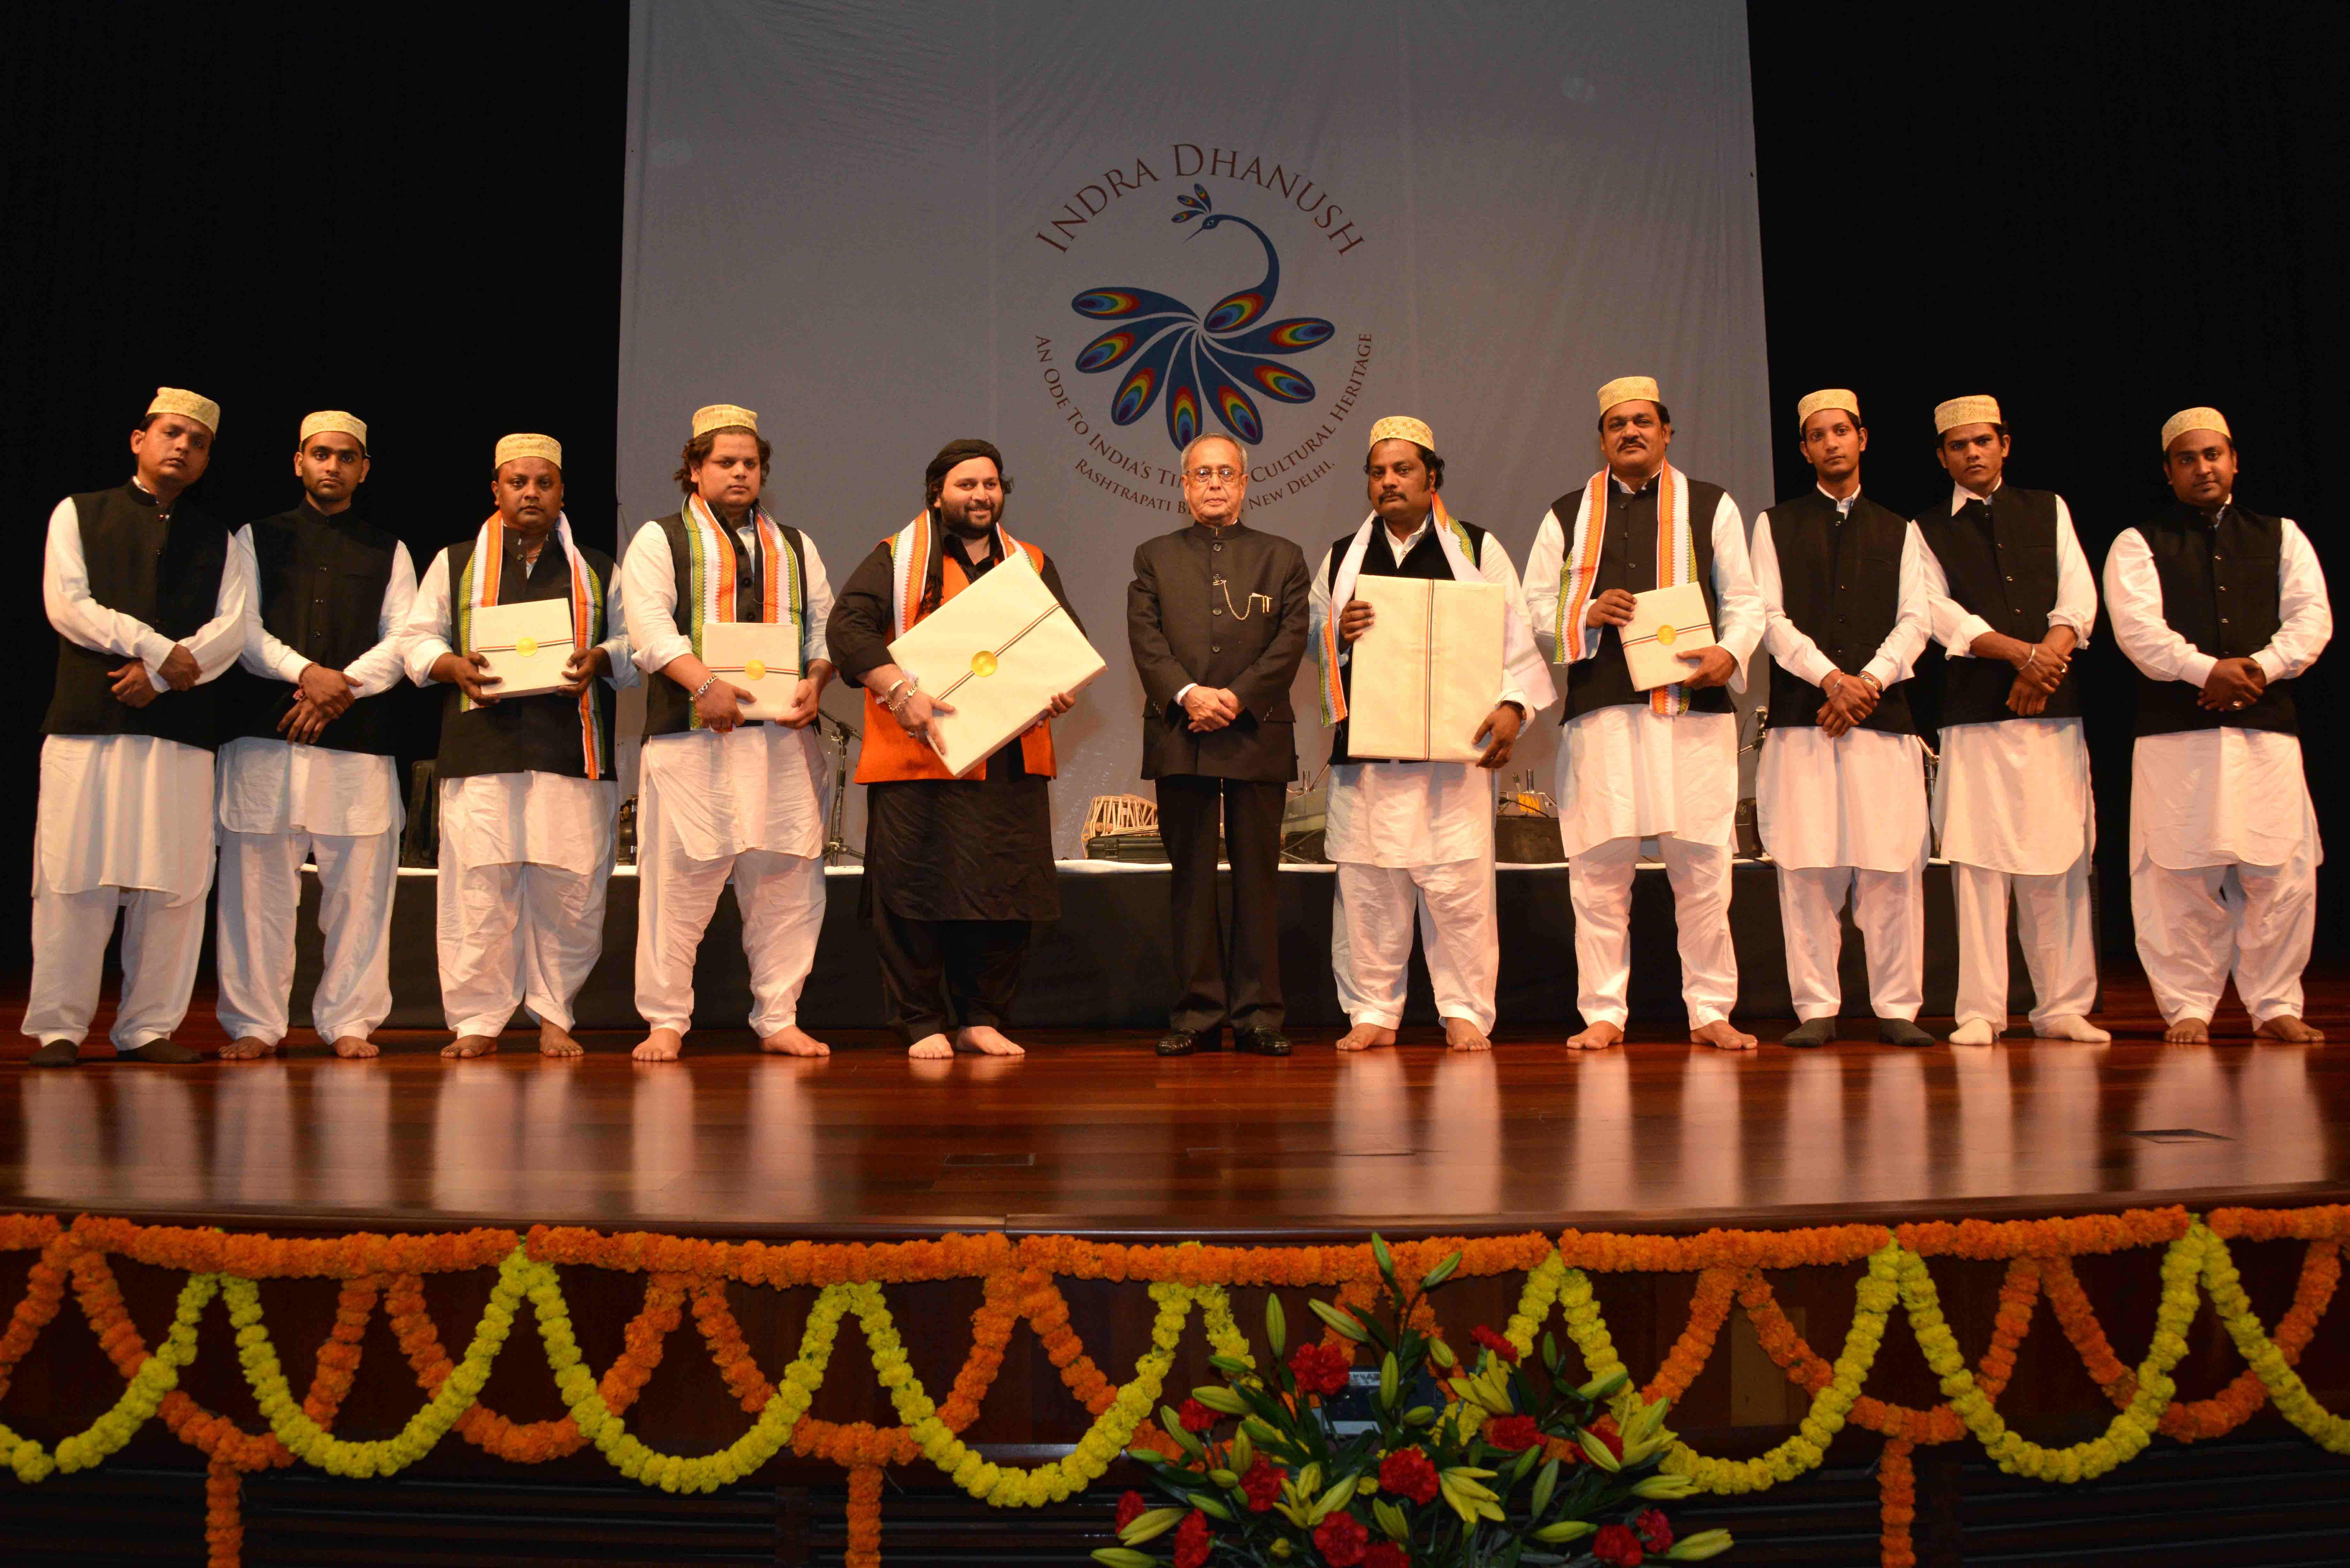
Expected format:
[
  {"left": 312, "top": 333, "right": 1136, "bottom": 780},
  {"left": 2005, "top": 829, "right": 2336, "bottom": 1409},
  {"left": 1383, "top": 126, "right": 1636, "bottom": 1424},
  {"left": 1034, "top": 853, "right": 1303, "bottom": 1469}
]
[
  {"left": 1367, "top": 415, "right": 1435, "bottom": 454},
  {"left": 1596, "top": 375, "right": 1661, "bottom": 417},
  {"left": 299, "top": 410, "right": 368, "bottom": 449},
  {"left": 493, "top": 433, "right": 563, "bottom": 472},
  {"left": 1933, "top": 394, "right": 2003, "bottom": 434},
  {"left": 2161, "top": 406, "right": 2231, "bottom": 452},
  {"left": 1796, "top": 389, "right": 1860, "bottom": 428},
  {"left": 692, "top": 403, "right": 760, "bottom": 439},
  {"left": 147, "top": 386, "right": 220, "bottom": 435}
]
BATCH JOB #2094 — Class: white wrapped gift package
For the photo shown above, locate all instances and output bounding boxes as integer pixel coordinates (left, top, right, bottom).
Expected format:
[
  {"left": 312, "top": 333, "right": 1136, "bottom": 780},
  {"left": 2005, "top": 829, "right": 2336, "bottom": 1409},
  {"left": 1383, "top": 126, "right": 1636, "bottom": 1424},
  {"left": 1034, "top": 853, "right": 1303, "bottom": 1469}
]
[
  {"left": 886, "top": 554, "right": 1106, "bottom": 775},
  {"left": 468, "top": 598, "right": 576, "bottom": 699},
  {"left": 700, "top": 620, "right": 802, "bottom": 720},
  {"left": 1344, "top": 574, "right": 1504, "bottom": 763},
  {"left": 1621, "top": 581, "right": 1717, "bottom": 691}
]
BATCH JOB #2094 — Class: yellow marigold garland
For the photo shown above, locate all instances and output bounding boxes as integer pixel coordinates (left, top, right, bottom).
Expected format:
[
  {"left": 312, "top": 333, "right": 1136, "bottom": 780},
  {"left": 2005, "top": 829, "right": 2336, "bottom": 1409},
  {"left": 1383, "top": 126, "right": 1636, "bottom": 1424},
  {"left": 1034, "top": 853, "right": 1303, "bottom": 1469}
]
[{"left": 0, "top": 1208, "right": 2346, "bottom": 1568}]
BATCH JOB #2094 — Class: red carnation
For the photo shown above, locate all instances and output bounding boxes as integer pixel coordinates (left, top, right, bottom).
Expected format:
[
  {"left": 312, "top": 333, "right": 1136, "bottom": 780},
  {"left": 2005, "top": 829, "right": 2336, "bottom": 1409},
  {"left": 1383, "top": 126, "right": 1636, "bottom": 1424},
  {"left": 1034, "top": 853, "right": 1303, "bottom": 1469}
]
[
  {"left": 1289, "top": 1340, "right": 1354, "bottom": 1399},
  {"left": 1178, "top": 1397, "right": 1220, "bottom": 1433},
  {"left": 1482, "top": 1414, "right": 1543, "bottom": 1451},
  {"left": 1592, "top": 1521, "right": 1644, "bottom": 1566},
  {"left": 1173, "top": 1508, "right": 1213, "bottom": 1568},
  {"left": 1633, "top": 1506, "right": 1674, "bottom": 1552},
  {"left": 1586, "top": 1413, "right": 1626, "bottom": 1459},
  {"left": 1313, "top": 1510, "right": 1372, "bottom": 1566},
  {"left": 1114, "top": 1489, "right": 1149, "bottom": 1532},
  {"left": 1364, "top": 1544, "right": 1409, "bottom": 1568},
  {"left": 1469, "top": 1325, "right": 1522, "bottom": 1364},
  {"left": 1241, "top": 1456, "right": 1286, "bottom": 1512},
  {"left": 1377, "top": 1446, "right": 1441, "bottom": 1505}
]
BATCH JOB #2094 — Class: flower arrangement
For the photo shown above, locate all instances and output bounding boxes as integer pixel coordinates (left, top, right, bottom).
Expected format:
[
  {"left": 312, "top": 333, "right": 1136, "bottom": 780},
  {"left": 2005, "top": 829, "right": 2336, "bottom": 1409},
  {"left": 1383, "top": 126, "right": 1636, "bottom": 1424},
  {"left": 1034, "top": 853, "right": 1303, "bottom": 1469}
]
[{"left": 1097, "top": 1235, "right": 1731, "bottom": 1567}]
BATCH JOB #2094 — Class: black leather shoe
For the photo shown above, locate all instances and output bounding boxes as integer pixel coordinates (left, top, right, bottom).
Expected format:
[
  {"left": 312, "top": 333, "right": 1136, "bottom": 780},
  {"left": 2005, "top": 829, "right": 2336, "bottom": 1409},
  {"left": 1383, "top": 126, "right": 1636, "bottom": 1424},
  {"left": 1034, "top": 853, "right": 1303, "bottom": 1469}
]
[
  {"left": 1236, "top": 1028, "right": 1292, "bottom": 1057},
  {"left": 1782, "top": 1017, "right": 1836, "bottom": 1049},
  {"left": 27, "top": 1039, "right": 78, "bottom": 1067},
  {"left": 117, "top": 1039, "right": 204, "bottom": 1064},
  {"left": 1879, "top": 1018, "right": 1936, "bottom": 1048},
  {"left": 1157, "top": 1029, "right": 1211, "bottom": 1056}
]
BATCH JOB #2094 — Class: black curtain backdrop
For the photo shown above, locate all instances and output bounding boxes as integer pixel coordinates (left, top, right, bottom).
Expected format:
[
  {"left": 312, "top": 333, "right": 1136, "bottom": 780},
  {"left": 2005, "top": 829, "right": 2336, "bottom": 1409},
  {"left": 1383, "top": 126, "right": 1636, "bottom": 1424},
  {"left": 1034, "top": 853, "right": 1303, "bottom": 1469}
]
[{"left": 1, "top": 4, "right": 2341, "bottom": 977}]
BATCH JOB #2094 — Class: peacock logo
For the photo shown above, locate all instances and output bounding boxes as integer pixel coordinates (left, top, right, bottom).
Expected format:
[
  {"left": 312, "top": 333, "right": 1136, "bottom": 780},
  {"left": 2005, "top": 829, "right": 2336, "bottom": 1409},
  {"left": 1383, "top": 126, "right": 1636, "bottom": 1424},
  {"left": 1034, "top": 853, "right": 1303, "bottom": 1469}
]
[{"left": 1068, "top": 185, "right": 1336, "bottom": 453}]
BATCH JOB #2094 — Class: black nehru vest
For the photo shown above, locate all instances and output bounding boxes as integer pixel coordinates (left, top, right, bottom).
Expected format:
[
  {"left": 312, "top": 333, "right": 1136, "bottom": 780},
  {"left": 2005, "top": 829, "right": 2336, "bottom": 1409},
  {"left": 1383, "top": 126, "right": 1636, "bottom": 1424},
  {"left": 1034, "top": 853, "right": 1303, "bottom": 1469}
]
[
  {"left": 1323, "top": 515, "right": 1489, "bottom": 765},
  {"left": 434, "top": 535, "right": 618, "bottom": 780},
  {"left": 41, "top": 483, "right": 229, "bottom": 751},
  {"left": 2131, "top": 501, "right": 2296, "bottom": 738},
  {"left": 218, "top": 503, "right": 400, "bottom": 756},
  {"left": 640, "top": 509, "right": 809, "bottom": 739},
  {"left": 1762, "top": 488, "right": 1915, "bottom": 736},
  {"left": 1557, "top": 476, "right": 1732, "bottom": 722},
  {"left": 1913, "top": 485, "right": 2079, "bottom": 729}
]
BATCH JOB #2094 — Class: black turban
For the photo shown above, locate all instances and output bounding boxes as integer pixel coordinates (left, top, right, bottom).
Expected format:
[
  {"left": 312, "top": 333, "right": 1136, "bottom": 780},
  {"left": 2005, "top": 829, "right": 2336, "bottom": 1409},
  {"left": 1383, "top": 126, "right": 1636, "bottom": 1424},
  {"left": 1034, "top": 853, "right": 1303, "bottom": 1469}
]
[{"left": 925, "top": 438, "right": 1005, "bottom": 500}]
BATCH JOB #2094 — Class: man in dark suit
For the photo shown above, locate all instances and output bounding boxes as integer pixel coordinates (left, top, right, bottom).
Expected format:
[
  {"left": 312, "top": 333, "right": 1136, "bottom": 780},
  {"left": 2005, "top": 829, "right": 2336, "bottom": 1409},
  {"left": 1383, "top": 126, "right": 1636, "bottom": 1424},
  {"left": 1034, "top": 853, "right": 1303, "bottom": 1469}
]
[{"left": 1127, "top": 433, "right": 1310, "bottom": 1056}]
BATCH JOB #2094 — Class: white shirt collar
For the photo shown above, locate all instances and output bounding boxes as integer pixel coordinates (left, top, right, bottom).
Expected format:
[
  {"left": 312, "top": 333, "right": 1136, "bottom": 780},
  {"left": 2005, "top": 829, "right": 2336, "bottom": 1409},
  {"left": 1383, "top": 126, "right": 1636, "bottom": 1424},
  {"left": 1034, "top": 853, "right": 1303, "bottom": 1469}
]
[
  {"left": 1950, "top": 480, "right": 2003, "bottom": 513},
  {"left": 1379, "top": 513, "right": 1432, "bottom": 563},
  {"left": 1817, "top": 482, "right": 1858, "bottom": 516}
]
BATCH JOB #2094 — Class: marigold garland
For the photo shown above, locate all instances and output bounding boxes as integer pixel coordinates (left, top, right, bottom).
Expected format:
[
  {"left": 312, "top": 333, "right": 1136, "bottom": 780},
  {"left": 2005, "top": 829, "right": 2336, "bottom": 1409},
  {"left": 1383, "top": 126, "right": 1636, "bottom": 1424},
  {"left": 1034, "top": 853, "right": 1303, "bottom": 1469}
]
[{"left": 0, "top": 1207, "right": 2344, "bottom": 1568}]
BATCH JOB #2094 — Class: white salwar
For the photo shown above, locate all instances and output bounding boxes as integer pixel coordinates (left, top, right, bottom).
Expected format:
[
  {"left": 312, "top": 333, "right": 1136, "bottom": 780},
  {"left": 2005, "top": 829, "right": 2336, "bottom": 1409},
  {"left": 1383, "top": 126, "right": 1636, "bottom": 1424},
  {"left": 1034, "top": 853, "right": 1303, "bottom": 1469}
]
[
  {"left": 1524, "top": 481, "right": 1765, "bottom": 1029},
  {"left": 214, "top": 527, "right": 418, "bottom": 1047},
  {"left": 1918, "top": 484, "right": 2100, "bottom": 1031},
  {"left": 2104, "top": 512, "right": 2331, "bottom": 1026},
  {"left": 622, "top": 520, "right": 837, "bottom": 1038},
  {"left": 402, "top": 543, "right": 635, "bottom": 1038},
  {"left": 1309, "top": 516, "right": 1557, "bottom": 1033},
  {"left": 27, "top": 492, "right": 253, "bottom": 1051},
  {"left": 1751, "top": 493, "right": 1934, "bottom": 1021}
]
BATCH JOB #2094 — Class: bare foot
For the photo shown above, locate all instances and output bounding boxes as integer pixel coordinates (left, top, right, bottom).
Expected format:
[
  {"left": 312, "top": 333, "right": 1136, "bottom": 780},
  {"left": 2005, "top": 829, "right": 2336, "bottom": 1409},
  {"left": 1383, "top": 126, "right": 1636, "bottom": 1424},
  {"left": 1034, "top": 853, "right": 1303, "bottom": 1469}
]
[
  {"left": 442, "top": 1034, "right": 498, "bottom": 1059},
  {"left": 1443, "top": 1018, "right": 1492, "bottom": 1052},
  {"left": 1566, "top": 1021, "right": 1623, "bottom": 1051},
  {"left": 219, "top": 1036, "right": 277, "bottom": 1061},
  {"left": 761, "top": 1025, "right": 830, "bottom": 1057},
  {"left": 539, "top": 1022, "right": 584, "bottom": 1057},
  {"left": 1692, "top": 1019, "right": 1757, "bottom": 1051},
  {"left": 2255, "top": 1014, "right": 2325, "bottom": 1043},
  {"left": 633, "top": 1028, "right": 685, "bottom": 1061},
  {"left": 331, "top": 1035, "right": 378, "bottom": 1059},
  {"left": 2164, "top": 1016, "right": 2212, "bottom": 1044},
  {"left": 2035, "top": 1013, "right": 2111, "bottom": 1043},
  {"left": 1947, "top": 1017, "right": 1999, "bottom": 1045},
  {"left": 1337, "top": 1022, "right": 1397, "bottom": 1052},
  {"left": 955, "top": 1025, "right": 1026, "bottom": 1057},
  {"left": 908, "top": 1032, "right": 954, "bottom": 1059}
]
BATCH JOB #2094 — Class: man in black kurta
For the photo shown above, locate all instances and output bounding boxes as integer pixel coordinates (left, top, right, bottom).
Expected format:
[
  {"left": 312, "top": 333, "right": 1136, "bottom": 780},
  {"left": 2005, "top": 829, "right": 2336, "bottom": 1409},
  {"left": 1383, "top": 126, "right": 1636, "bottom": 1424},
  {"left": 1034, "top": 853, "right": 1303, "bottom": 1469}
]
[{"left": 826, "top": 439, "right": 1083, "bottom": 1058}]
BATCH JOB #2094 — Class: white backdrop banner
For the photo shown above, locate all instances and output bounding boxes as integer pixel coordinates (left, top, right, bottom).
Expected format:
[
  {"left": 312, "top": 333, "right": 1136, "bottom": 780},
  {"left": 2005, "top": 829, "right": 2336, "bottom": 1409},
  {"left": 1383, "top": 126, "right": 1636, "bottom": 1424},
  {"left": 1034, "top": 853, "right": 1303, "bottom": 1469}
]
[{"left": 618, "top": 0, "right": 1771, "bottom": 850}]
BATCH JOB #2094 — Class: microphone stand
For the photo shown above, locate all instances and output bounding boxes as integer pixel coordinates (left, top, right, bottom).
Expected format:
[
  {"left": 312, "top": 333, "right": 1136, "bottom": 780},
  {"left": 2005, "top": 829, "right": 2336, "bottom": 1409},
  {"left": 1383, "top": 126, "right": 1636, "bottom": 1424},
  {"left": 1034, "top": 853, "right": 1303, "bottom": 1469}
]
[{"left": 819, "top": 703, "right": 862, "bottom": 864}]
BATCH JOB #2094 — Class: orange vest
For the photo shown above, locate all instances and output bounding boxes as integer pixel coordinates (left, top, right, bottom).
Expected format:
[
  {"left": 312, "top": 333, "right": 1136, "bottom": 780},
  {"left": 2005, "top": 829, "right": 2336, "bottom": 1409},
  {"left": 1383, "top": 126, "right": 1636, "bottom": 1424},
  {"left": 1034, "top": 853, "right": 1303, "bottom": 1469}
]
[{"left": 857, "top": 542, "right": 1058, "bottom": 783}]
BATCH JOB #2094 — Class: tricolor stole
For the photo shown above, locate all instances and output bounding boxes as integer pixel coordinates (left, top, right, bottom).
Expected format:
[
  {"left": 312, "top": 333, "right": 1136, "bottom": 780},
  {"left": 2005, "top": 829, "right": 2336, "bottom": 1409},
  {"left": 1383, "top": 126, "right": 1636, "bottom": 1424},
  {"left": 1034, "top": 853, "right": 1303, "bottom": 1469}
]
[
  {"left": 1315, "top": 491, "right": 1481, "bottom": 726},
  {"left": 453, "top": 512, "right": 608, "bottom": 778},
  {"left": 679, "top": 494, "right": 804, "bottom": 730},
  {"left": 885, "top": 511, "right": 1042, "bottom": 636},
  {"left": 1553, "top": 464, "right": 1696, "bottom": 716}
]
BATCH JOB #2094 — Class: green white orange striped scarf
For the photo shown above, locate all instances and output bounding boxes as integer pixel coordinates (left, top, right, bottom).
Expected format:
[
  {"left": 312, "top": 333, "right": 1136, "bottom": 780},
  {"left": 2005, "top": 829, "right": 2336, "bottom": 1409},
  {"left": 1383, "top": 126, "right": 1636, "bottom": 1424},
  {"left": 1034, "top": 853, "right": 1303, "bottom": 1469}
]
[
  {"left": 885, "top": 509, "right": 1038, "bottom": 635},
  {"left": 1314, "top": 492, "right": 1479, "bottom": 726},
  {"left": 1553, "top": 464, "right": 1695, "bottom": 716},
  {"left": 679, "top": 494, "right": 803, "bottom": 730},
  {"left": 453, "top": 511, "right": 608, "bottom": 777}
]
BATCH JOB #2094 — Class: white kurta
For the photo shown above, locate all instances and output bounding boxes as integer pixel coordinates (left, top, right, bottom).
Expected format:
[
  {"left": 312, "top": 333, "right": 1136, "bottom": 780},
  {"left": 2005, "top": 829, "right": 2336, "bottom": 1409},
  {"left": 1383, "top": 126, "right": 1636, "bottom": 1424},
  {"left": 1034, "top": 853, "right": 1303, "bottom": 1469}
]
[
  {"left": 1749, "top": 493, "right": 1933, "bottom": 872},
  {"left": 28, "top": 489, "right": 253, "bottom": 1050},
  {"left": 1311, "top": 517, "right": 1556, "bottom": 868},
  {"left": 1918, "top": 484, "right": 2100, "bottom": 875},
  {"left": 216, "top": 528, "right": 418, "bottom": 839},
  {"left": 1523, "top": 484, "right": 1766, "bottom": 858}
]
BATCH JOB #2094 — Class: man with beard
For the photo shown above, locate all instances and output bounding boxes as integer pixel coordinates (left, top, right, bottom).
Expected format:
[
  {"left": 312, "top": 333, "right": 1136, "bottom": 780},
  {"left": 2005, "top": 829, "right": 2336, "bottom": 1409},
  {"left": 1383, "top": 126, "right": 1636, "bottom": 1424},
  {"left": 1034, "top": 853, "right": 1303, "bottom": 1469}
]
[
  {"left": 826, "top": 440, "right": 1084, "bottom": 1059},
  {"left": 622, "top": 403, "right": 836, "bottom": 1060},
  {"left": 1309, "top": 416, "right": 1553, "bottom": 1052},
  {"left": 1126, "top": 431, "right": 1310, "bottom": 1057},
  {"left": 1524, "top": 376, "right": 1764, "bottom": 1051},
  {"left": 401, "top": 434, "right": 635, "bottom": 1058},
  {"left": 2104, "top": 407, "right": 2330, "bottom": 1044},
  {"left": 213, "top": 411, "right": 416, "bottom": 1061},
  {"left": 1914, "top": 395, "right": 2106, "bottom": 1045},
  {"left": 25, "top": 387, "right": 250, "bottom": 1066},
  {"left": 1749, "top": 391, "right": 1935, "bottom": 1048}
]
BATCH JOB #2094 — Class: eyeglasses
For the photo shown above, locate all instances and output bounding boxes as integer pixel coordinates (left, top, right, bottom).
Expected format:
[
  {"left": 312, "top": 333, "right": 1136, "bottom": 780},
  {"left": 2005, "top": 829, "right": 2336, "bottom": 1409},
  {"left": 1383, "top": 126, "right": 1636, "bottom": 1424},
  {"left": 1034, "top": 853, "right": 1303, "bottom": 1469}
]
[{"left": 1186, "top": 465, "right": 1239, "bottom": 482}]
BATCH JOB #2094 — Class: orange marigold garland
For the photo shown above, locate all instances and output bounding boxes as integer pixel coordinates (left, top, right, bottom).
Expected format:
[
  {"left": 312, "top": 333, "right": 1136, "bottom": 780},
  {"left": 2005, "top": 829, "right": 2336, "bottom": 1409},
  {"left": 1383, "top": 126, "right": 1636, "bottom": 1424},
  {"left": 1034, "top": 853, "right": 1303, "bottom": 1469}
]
[{"left": 1877, "top": 1437, "right": 1917, "bottom": 1568}]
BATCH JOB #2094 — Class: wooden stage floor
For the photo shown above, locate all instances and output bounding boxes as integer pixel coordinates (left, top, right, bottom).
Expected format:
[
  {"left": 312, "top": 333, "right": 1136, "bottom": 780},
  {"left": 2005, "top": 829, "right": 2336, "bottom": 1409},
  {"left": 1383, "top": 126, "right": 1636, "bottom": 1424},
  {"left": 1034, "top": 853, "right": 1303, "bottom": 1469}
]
[{"left": 4, "top": 968, "right": 2342, "bottom": 1240}]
